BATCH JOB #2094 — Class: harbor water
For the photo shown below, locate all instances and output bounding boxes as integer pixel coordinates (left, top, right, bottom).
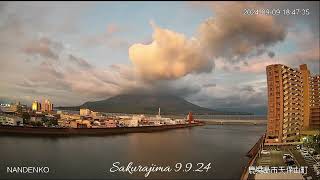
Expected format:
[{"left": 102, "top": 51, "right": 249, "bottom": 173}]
[{"left": 0, "top": 124, "right": 266, "bottom": 179}]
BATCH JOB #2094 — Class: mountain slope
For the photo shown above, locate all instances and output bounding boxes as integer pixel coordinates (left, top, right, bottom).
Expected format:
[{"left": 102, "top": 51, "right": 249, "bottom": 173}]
[{"left": 58, "top": 94, "right": 252, "bottom": 115}]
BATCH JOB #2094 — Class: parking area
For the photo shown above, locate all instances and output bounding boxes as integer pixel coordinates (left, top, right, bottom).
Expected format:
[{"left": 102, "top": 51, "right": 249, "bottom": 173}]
[
  {"left": 256, "top": 146, "right": 292, "bottom": 167},
  {"left": 254, "top": 145, "right": 320, "bottom": 179},
  {"left": 294, "top": 145, "right": 320, "bottom": 179}
]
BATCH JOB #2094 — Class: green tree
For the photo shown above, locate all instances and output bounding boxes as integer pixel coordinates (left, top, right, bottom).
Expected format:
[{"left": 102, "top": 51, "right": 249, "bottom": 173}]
[
  {"left": 30, "top": 121, "right": 43, "bottom": 127},
  {"left": 21, "top": 112, "right": 30, "bottom": 124}
]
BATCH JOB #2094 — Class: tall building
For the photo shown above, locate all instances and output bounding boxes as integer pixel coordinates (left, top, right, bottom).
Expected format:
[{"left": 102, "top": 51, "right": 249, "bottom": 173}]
[
  {"left": 266, "top": 64, "right": 320, "bottom": 143},
  {"left": 32, "top": 100, "right": 41, "bottom": 111},
  {"left": 42, "top": 99, "right": 53, "bottom": 112},
  {"left": 300, "top": 64, "right": 310, "bottom": 129},
  {"left": 309, "top": 75, "right": 320, "bottom": 128}
]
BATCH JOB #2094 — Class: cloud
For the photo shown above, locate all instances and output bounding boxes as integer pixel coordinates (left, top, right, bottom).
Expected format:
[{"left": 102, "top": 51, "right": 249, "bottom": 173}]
[
  {"left": 68, "top": 54, "right": 92, "bottom": 69},
  {"left": 240, "top": 47, "right": 319, "bottom": 73},
  {"left": 268, "top": 51, "right": 275, "bottom": 58},
  {"left": 38, "top": 61, "right": 64, "bottom": 79},
  {"left": 133, "top": 77, "right": 202, "bottom": 98},
  {"left": 128, "top": 2, "right": 290, "bottom": 82},
  {"left": 22, "top": 37, "right": 63, "bottom": 59},
  {"left": 261, "top": 1, "right": 319, "bottom": 38},
  {"left": 129, "top": 22, "right": 213, "bottom": 81},
  {"left": 203, "top": 83, "right": 216, "bottom": 88},
  {"left": 240, "top": 85, "right": 255, "bottom": 93},
  {"left": 191, "top": 1, "right": 319, "bottom": 75},
  {"left": 14, "top": 59, "right": 137, "bottom": 104},
  {"left": 291, "top": 47, "right": 319, "bottom": 62},
  {"left": 106, "top": 24, "right": 121, "bottom": 34},
  {"left": 82, "top": 23, "right": 130, "bottom": 50},
  {"left": 198, "top": 2, "right": 286, "bottom": 61},
  {"left": 188, "top": 82, "right": 268, "bottom": 114},
  {"left": 240, "top": 59, "right": 276, "bottom": 73}
]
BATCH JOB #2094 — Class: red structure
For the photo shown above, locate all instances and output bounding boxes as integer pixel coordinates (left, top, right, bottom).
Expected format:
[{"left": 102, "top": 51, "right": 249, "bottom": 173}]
[{"left": 188, "top": 112, "right": 193, "bottom": 124}]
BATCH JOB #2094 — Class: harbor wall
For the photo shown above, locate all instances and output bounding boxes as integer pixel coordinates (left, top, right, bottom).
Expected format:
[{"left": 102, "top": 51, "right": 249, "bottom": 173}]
[
  {"left": 202, "top": 119, "right": 267, "bottom": 125},
  {"left": 0, "top": 123, "right": 203, "bottom": 136},
  {"left": 240, "top": 134, "right": 266, "bottom": 180}
]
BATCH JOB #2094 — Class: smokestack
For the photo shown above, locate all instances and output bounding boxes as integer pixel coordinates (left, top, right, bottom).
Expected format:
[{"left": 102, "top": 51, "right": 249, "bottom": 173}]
[{"left": 158, "top": 107, "right": 161, "bottom": 117}]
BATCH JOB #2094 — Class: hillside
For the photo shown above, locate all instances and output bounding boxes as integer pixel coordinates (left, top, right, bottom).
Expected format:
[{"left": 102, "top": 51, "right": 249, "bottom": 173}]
[{"left": 57, "top": 94, "right": 252, "bottom": 115}]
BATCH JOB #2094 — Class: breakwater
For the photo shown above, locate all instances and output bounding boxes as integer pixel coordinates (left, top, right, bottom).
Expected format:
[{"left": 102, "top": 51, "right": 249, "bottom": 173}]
[
  {"left": 0, "top": 123, "right": 203, "bottom": 136},
  {"left": 202, "top": 119, "right": 267, "bottom": 125}
]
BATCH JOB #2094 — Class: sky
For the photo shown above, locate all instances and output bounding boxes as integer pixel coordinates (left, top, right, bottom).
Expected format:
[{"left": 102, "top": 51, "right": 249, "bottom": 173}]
[{"left": 0, "top": 1, "right": 319, "bottom": 115}]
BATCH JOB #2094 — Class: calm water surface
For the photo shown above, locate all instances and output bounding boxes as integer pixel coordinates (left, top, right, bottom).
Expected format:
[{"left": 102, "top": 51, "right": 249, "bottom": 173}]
[{"left": 0, "top": 125, "right": 266, "bottom": 179}]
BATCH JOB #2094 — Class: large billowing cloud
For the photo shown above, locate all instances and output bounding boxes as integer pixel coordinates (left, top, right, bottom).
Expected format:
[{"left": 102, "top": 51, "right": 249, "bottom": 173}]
[
  {"left": 198, "top": 2, "right": 286, "bottom": 61},
  {"left": 129, "top": 22, "right": 213, "bottom": 81},
  {"left": 128, "top": 2, "right": 288, "bottom": 81}
]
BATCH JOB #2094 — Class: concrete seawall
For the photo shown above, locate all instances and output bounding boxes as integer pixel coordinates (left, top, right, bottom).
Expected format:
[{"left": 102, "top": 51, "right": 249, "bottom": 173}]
[
  {"left": 240, "top": 134, "right": 266, "bottom": 180},
  {"left": 0, "top": 123, "right": 204, "bottom": 136},
  {"left": 201, "top": 119, "right": 267, "bottom": 125}
]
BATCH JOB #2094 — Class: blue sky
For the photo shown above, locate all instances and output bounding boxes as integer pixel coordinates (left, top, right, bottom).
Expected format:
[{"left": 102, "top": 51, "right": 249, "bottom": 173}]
[{"left": 71, "top": 2, "right": 214, "bottom": 66}]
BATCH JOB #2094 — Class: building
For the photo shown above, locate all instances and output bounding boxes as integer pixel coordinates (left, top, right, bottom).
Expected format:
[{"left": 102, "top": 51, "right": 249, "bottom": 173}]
[
  {"left": 32, "top": 100, "right": 41, "bottom": 111},
  {"left": 105, "top": 119, "right": 117, "bottom": 128},
  {"left": 91, "top": 111, "right": 102, "bottom": 117},
  {"left": 0, "top": 115, "right": 23, "bottom": 126},
  {"left": 69, "top": 120, "right": 91, "bottom": 128},
  {"left": 0, "top": 104, "right": 18, "bottom": 113},
  {"left": 118, "top": 116, "right": 139, "bottom": 127},
  {"left": 309, "top": 75, "right": 320, "bottom": 128},
  {"left": 175, "top": 119, "right": 186, "bottom": 124},
  {"left": 58, "top": 113, "right": 81, "bottom": 127},
  {"left": 266, "top": 64, "right": 320, "bottom": 143},
  {"left": 80, "top": 108, "right": 91, "bottom": 116},
  {"left": 42, "top": 99, "right": 53, "bottom": 112},
  {"left": 0, "top": 101, "right": 25, "bottom": 114},
  {"left": 30, "top": 116, "right": 43, "bottom": 122},
  {"left": 60, "top": 113, "right": 81, "bottom": 121},
  {"left": 187, "top": 112, "right": 194, "bottom": 124}
]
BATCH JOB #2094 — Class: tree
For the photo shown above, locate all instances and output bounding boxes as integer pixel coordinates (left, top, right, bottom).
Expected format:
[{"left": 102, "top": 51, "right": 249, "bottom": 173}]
[
  {"left": 30, "top": 121, "right": 43, "bottom": 127},
  {"left": 21, "top": 112, "right": 31, "bottom": 124}
]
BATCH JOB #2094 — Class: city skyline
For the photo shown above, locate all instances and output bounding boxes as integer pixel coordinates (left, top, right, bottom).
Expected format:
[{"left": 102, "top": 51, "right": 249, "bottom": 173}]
[{"left": 0, "top": 2, "right": 319, "bottom": 114}]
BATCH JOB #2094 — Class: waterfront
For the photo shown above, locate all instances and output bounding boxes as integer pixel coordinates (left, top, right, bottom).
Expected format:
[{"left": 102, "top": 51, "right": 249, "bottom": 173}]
[{"left": 0, "top": 124, "right": 266, "bottom": 179}]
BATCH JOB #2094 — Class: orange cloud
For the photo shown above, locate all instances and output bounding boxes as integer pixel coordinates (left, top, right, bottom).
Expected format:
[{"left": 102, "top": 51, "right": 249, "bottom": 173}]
[{"left": 129, "top": 22, "right": 213, "bottom": 81}]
